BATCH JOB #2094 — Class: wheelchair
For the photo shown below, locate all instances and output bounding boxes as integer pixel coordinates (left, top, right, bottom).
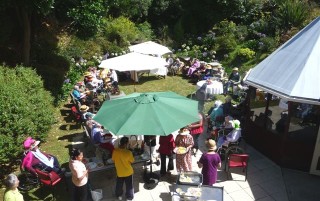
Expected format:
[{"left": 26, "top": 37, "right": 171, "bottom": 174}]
[
  {"left": 17, "top": 168, "right": 40, "bottom": 191},
  {"left": 213, "top": 128, "right": 244, "bottom": 161},
  {"left": 17, "top": 152, "right": 65, "bottom": 192}
]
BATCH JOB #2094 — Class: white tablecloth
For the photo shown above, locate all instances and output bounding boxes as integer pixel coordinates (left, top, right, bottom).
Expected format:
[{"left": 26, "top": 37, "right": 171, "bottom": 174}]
[
  {"left": 130, "top": 67, "right": 168, "bottom": 82},
  {"left": 150, "top": 66, "right": 168, "bottom": 76},
  {"left": 196, "top": 80, "right": 223, "bottom": 96}
]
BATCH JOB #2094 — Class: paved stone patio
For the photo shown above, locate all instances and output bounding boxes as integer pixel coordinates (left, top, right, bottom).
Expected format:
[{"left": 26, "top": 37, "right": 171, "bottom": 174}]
[{"left": 68, "top": 123, "right": 320, "bottom": 201}]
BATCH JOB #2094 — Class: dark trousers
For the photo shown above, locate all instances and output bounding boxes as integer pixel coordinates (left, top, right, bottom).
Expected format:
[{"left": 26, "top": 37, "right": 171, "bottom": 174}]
[
  {"left": 115, "top": 175, "right": 134, "bottom": 200},
  {"left": 192, "top": 134, "right": 200, "bottom": 150},
  {"left": 160, "top": 153, "right": 174, "bottom": 175},
  {"left": 34, "top": 155, "right": 61, "bottom": 173},
  {"left": 224, "top": 81, "right": 234, "bottom": 94},
  {"left": 198, "top": 100, "right": 205, "bottom": 113},
  {"left": 73, "top": 183, "right": 88, "bottom": 201}
]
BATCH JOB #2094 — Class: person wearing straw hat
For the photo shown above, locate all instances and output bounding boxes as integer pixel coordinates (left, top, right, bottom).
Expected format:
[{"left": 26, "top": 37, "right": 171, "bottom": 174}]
[
  {"left": 223, "top": 67, "right": 241, "bottom": 95},
  {"left": 203, "top": 64, "right": 213, "bottom": 80},
  {"left": 79, "top": 105, "right": 95, "bottom": 120},
  {"left": 21, "top": 137, "right": 65, "bottom": 176},
  {"left": 174, "top": 127, "right": 194, "bottom": 172},
  {"left": 214, "top": 65, "right": 225, "bottom": 79},
  {"left": 197, "top": 139, "right": 221, "bottom": 185},
  {"left": 83, "top": 71, "right": 92, "bottom": 85}
]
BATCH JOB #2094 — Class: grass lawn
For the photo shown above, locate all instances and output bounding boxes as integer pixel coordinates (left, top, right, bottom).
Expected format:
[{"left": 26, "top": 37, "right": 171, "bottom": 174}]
[{"left": 1, "top": 73, "right": 231, "bottom": 200}]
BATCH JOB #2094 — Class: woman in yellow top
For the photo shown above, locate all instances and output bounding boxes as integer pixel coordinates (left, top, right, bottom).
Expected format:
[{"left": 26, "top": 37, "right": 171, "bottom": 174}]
[
  {"left": 112, "top": 137, "right": 134, "bottom": 201},
  {"left": 3, "top": 173, "right": 24, "bottom": 201}
]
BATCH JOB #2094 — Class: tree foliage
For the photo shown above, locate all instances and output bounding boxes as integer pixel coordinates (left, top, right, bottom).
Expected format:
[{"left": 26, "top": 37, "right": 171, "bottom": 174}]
[
  {"left": 274, "top": 0, "right": 310, "bottom": 31},
  {"left": 103, "top": 16, "right": 140, "bottom": 47},
  {"left": 0, "top": 0, "right": 55, "bottom": 65},
  {"left": 0, "top": 66, "right": 55, "bottom": 164},
  {"left": 67, "top": 0, "right": 107, "bottom": 38},
  {"left": 106, "top": 0, "right": 152, "bottom": 20}
]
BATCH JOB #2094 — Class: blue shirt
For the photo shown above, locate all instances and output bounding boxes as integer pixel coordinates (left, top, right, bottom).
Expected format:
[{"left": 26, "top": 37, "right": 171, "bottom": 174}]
[
  {"left": 72, "top": 89, "right": 81, "bottom": 100},
  {"left": 91, "top": 127, "right": 103, "bottom": 144},
  {"left": 210, "top": 107, "right": 224, "bottom": 122}
]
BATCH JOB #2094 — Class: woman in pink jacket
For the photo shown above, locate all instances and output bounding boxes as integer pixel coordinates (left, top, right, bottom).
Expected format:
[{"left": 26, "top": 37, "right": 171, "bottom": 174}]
[
  {"left": 69, "top": 148, "right": 89, "bottom": 201},
  {"left": 21, "top": 137, "right": 64, "bottom": 176}
]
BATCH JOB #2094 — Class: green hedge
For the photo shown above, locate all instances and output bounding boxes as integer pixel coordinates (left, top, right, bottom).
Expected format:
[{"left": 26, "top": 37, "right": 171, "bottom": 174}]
[{"left": 0, "top": 66, "right": 55, "bottom": 164}]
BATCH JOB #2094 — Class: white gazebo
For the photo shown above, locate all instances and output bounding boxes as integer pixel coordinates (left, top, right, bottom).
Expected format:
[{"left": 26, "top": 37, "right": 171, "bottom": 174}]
[
  {"left": 244, "top": 17, "right": 320, "bottom": 175},
  {"left": 99, "top": 52, "right": 168, "bottom": 82},
  {"left": 129, "top": 41, "right": 172, "bottom": 56}
]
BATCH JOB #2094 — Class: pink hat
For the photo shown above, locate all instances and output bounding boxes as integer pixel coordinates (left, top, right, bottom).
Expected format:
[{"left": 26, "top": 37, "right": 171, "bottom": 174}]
[{"left": 23, "top": 137, "right": 40, "bottom": 150}]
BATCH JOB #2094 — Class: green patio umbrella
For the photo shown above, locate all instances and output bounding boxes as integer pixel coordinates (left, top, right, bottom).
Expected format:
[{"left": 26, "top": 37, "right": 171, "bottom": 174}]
[{"left": 93, "top": 91, "right": 200, "bottom": 136}]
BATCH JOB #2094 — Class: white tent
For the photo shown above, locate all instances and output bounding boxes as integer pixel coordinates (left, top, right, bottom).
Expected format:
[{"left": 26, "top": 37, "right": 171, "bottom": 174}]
[
  {"left": 129, "top": 41, "right": 172, "bottom": 56},
  {"left": 99, "top": 52, "right": 168, "bottom": 71},
  {"left": 244, "top": 17, "right": 320, "bottom": 105}
]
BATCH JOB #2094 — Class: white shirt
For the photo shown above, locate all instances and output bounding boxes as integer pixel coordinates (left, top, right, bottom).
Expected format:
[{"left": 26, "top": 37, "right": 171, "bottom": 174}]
[{"left": 111, "top": 70, "right": 118, "bottom": 82}]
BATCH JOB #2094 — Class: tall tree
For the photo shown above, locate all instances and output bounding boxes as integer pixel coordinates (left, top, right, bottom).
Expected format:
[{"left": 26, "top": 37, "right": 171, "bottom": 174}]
[
  {"left": 0, "top": 0, "right": 54, "bottom": 65},
  {"left": 67, "top": 0, "right": 107, "bottom": 38},
  {"left": 106, "top": 0, "right": 152, "bottom": 21}
]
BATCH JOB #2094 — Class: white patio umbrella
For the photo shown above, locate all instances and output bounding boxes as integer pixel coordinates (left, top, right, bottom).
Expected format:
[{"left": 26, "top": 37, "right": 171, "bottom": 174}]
[{"left": 129, "top": 41, "right": 172, "bottom": 56}]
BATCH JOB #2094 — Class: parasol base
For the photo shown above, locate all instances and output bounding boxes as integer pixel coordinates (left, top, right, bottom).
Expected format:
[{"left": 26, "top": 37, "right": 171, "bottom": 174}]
[{"left": 143, "top": 172, "right": 159, "bottom": 190}]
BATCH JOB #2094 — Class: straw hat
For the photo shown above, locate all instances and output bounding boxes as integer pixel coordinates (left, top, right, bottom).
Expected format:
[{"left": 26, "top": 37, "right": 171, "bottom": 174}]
[
  {"left": 206, "top": 139, "right": 217, "bottom": 151},
  {"left": 80, "top": 105, "right": 89, "bottom": 112},
  {"left": 232, "top": 67, "right": 239, "bottom": 71},
  {"left": 83, "top": 72, "right": 91, "bottom": 77},
  {"left": 206, "top": 64, "right": 212, "bottom": 69},
  {"left": 179, "top": 127, "right": 190, "bottom": 135}
]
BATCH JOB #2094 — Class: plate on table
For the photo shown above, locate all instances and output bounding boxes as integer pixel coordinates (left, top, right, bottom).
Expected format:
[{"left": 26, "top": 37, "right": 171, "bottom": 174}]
[
  {"left": 97, "top": 162, "right": 104, "bottom": 168},
  {"left": 176, "top": 147, "right": 187, "bottom": 154},
  {"left": 86, "top": 162, "right": 97, "bottom": 169},
  {"left": 107, "top": 158, "right": 114, "bottom": 164}
]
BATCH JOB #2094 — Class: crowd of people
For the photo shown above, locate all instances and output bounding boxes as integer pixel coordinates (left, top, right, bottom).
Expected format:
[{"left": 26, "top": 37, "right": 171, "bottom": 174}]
[
  {"left": 3, "top": 60, "right": 246, "bottom": 201},
  {"left": 71, "top": 66, "right": 120, "bottom": 110}
]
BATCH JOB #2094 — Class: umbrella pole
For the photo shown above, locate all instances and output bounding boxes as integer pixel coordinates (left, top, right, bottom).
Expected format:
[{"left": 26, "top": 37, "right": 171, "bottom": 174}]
[
  {"left": 134, "top": 71, "right": 137, "bottom": 92},
  {"left": 149, "top": 139, "right": 152, "bottom": 174}
]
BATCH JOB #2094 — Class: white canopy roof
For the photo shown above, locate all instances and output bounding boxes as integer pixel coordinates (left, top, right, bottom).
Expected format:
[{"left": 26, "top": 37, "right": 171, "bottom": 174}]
[
  {"left": 244, "top": 17, "right": 320, "bottom": 105},
  {"left": 207, "top": 62, "right": 222, "bottom": 67},
  {"left": 129, "top": 41, "right": 172, "bottom": 56},
  {"left": 99, "top": 52, "right": 168, "bottom": 72}
]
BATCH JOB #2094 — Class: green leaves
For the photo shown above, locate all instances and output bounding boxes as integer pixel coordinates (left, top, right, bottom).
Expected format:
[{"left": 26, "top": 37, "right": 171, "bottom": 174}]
[
  {"left": 67, "top": 0, "right": 108, "bottom": 38},
  {"left": 275, "top": 0, "right": 310, "bottom": 30},
  {"left": 0, "top": 66, "right": 55, "bottom": 165}
]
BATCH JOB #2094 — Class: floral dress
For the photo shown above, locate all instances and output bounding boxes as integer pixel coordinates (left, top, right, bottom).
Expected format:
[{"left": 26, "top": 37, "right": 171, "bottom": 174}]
[{"left": 175, "top": 134, "right": 194, "bottom": 172}]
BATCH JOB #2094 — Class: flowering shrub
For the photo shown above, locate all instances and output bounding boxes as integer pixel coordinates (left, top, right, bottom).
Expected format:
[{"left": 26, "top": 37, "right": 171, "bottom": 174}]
[
  {"left": 174, "top": 30, "right": 218, "bottom": 62},
  {"left": 237, "top": 48, "right": 255, "bottom": 61}
]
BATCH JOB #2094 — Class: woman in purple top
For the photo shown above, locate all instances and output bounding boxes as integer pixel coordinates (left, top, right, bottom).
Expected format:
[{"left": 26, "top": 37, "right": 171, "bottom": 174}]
[{"left": 197, "top": 139, "right": 221, "bottom": 185}]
